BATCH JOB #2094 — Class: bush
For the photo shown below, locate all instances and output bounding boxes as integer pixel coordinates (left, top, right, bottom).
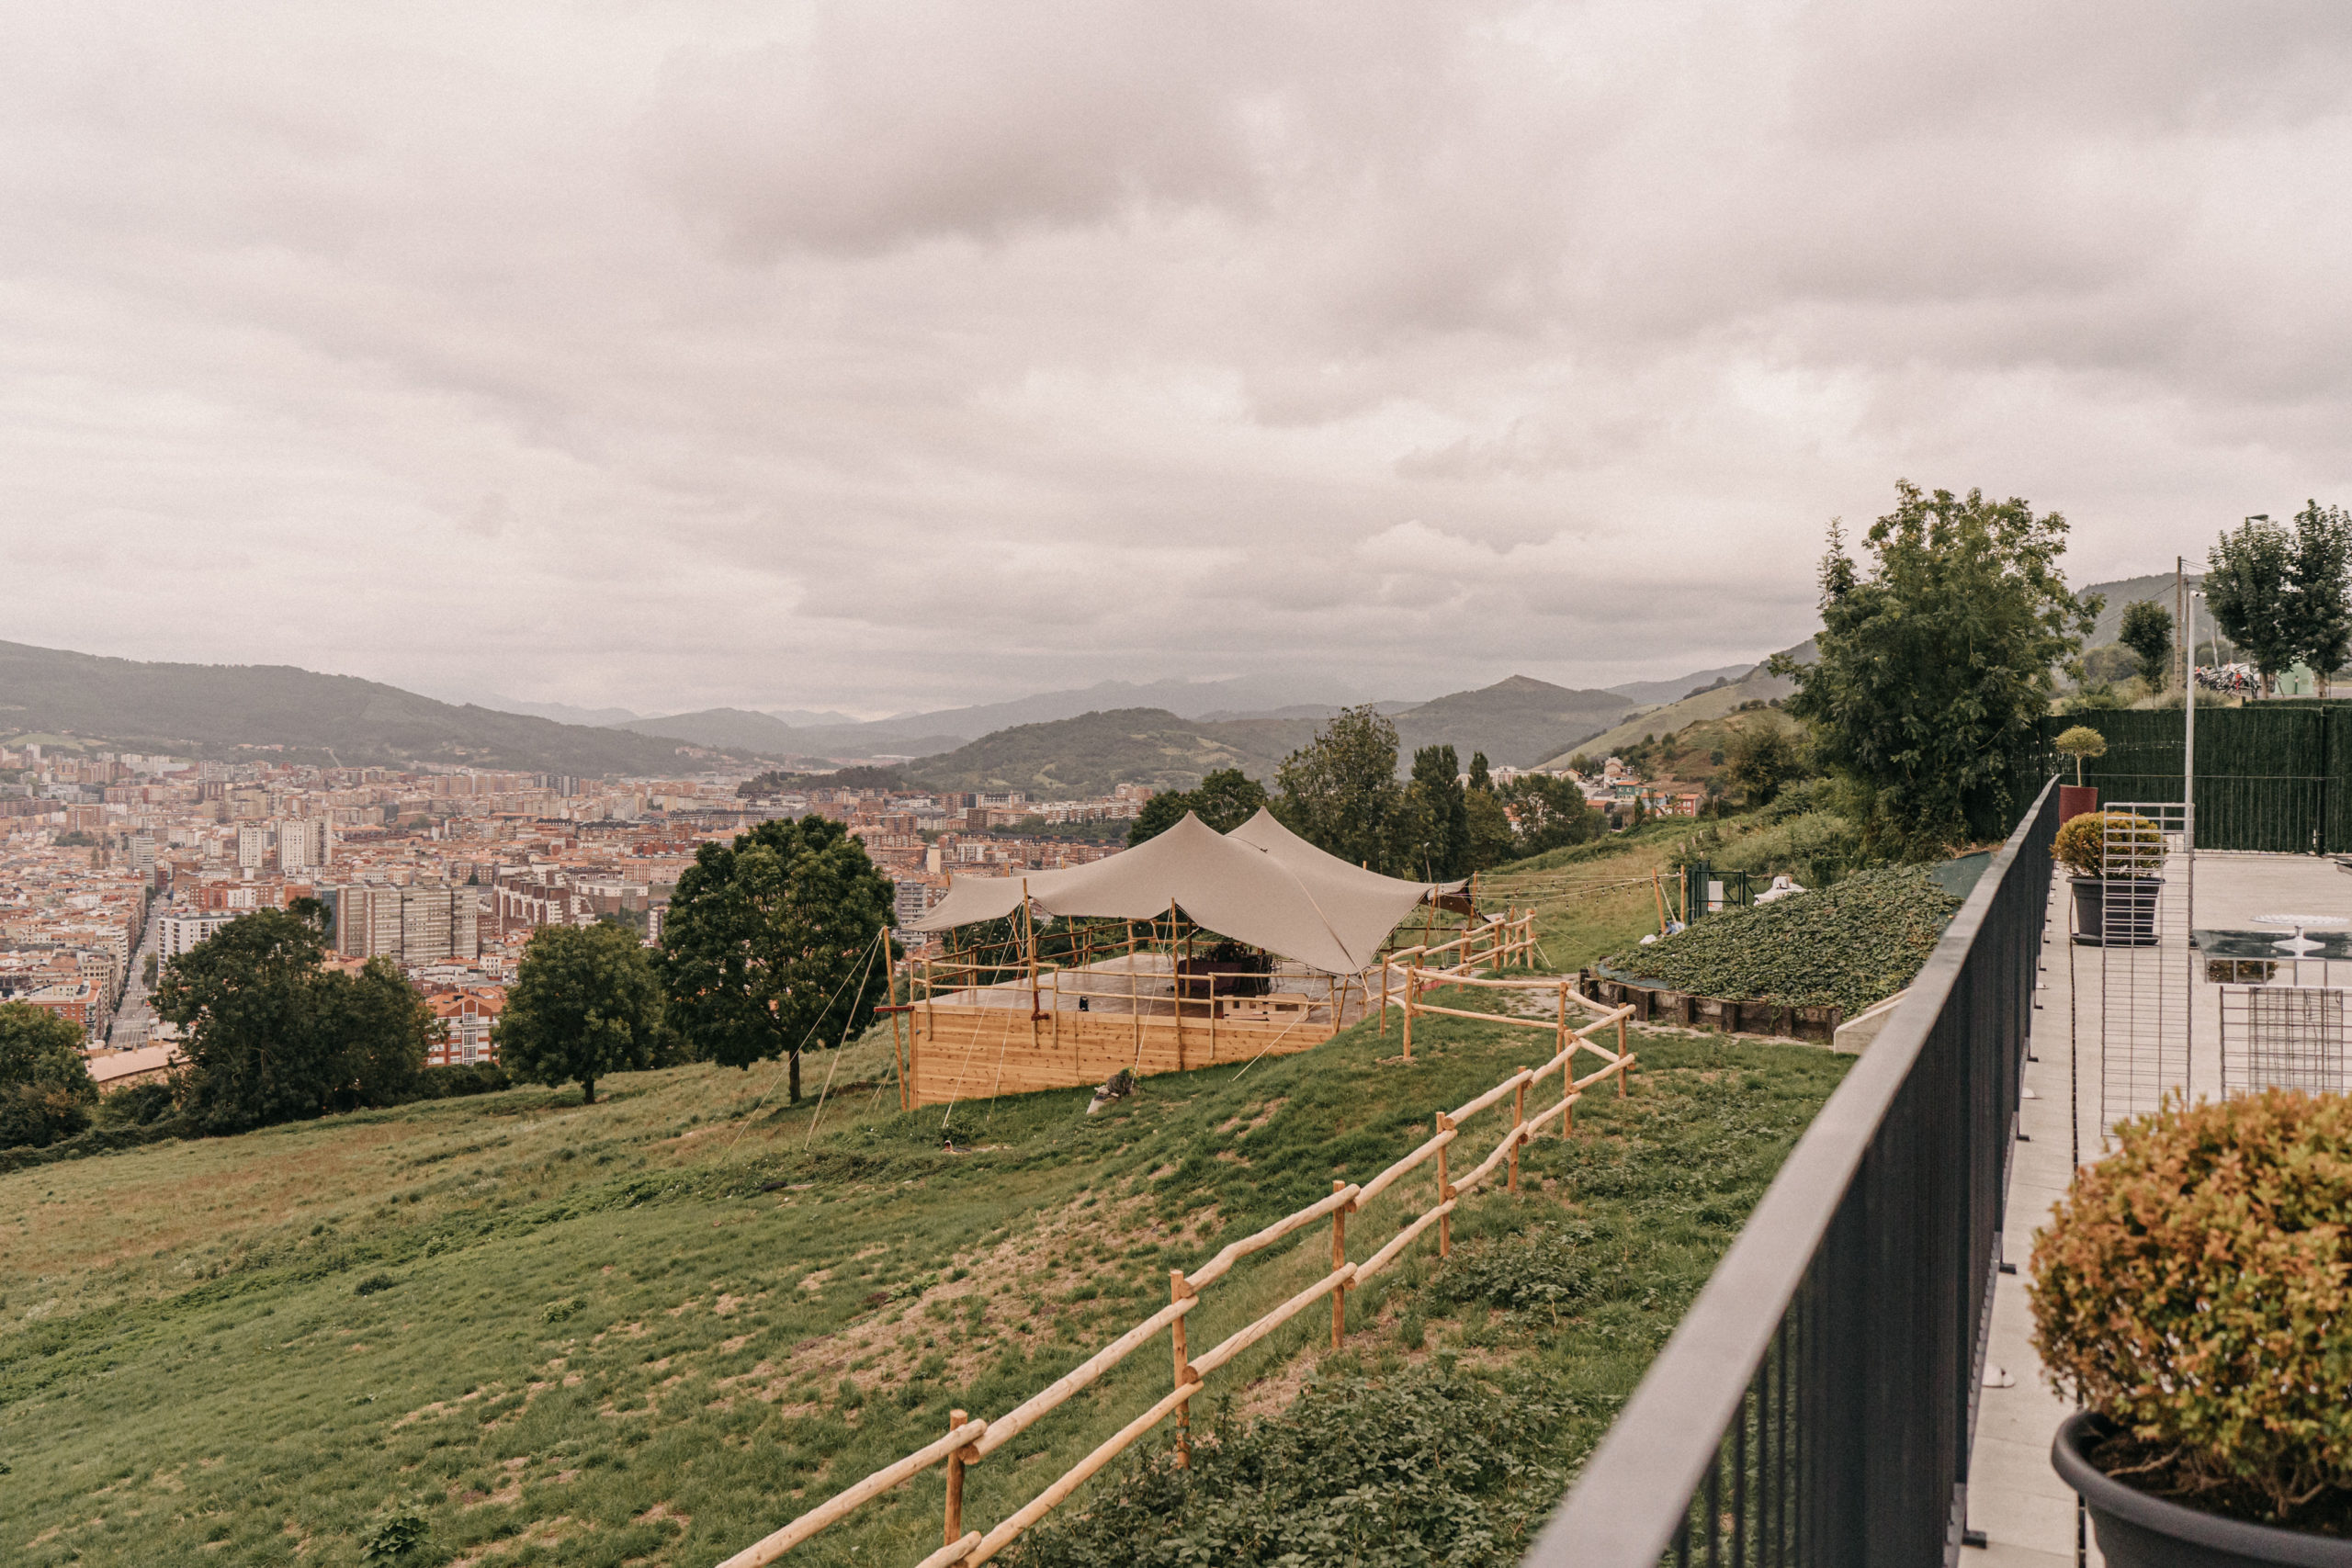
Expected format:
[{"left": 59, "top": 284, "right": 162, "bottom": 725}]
[
  {"left": 95, "top": 1078, "right": 180, "bottom": 1128},
  {"left": 1711, "top": 811, "right": 1865, "bottom": 887},
  {"left": 1005, "top": 1367, "right": 1570, "bottom": 1567},
  {"left": 2030, "top": 1092, "right": 2352, "bottom": 1529},
  {"left": 2052, "top": 811, "right": 2165, "bottom": 880},
  {"left": 408, "top": 1062, "right": 513, "bottom": 1100},
  {"left": 1433, "top": 1222, "right": 1598, "bottom": 1324}
]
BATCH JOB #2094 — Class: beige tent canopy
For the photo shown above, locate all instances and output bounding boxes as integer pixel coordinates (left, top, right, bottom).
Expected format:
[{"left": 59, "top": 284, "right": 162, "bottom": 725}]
[{"left": 907, "top": 808, "right": 1464, "bottom": 975}]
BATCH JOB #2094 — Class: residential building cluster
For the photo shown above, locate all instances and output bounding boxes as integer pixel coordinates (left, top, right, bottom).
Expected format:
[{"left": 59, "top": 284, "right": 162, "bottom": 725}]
[{"left": 1, "top": 739, "right": 1151, "bottom": 1078}]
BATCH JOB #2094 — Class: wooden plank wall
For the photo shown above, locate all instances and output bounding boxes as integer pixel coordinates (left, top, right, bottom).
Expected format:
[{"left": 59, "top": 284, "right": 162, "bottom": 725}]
[{"left": 908, "top": 1007, "right": 1327, "bottom": 1107}]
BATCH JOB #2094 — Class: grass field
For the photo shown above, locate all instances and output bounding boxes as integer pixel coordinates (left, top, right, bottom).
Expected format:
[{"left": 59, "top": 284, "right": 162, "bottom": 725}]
[{"left": 2, "top": 825, "right": 1848, "bottom": 1567}]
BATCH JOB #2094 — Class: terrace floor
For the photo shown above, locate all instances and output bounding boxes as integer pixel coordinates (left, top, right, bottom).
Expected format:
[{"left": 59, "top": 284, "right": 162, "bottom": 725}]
[{"left": 1964, "top": 850, "right": 2352, "bottom": 1565}]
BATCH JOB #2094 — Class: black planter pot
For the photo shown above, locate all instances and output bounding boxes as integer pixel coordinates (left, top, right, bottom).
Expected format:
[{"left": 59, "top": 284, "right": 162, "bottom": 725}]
[
  {"left": 2052, "top": 1412, "right": 2352, "bottom": 1568},
  {"left": 2070, "top": 875, "right": 2164, "bottom": 946}
]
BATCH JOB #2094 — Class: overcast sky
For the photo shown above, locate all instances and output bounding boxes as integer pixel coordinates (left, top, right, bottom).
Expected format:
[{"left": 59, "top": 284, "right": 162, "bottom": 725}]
[{"left": 6, "top": 2, "right": 2350, "bottom": 718}]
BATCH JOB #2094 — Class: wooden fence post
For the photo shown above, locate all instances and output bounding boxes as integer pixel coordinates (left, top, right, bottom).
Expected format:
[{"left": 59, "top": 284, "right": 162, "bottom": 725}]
[
  {"left": 945, "top": 1409, "right": 970, "bottom": 1544},
  {"left": 1170, "top": 1270, "right": 1193, "bottom": 1468},
  {"left": 1330, "top": 1179, "right": 1348, "bottom": 1348},
  {"left": 1510, "top": 1073, "right": 1525, "bottom": 1195},
  {"left": 1402, "top": 968, "right": 1416, "bottom": 1062},
  {"left": 1617, "top": 1012, "right": 1630, "bottom": 1097},
  {"left": 1378, "top": 955, "right": 1389, "bottom": 1038},
  {"left": 1434, "top": 1113, "right": 1453, "bottom": 1258}
]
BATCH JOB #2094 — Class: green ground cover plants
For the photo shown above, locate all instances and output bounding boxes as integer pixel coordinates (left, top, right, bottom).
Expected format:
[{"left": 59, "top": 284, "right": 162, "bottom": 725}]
[
  {"left": 0, "top": 976, "right": 1845, "bottom": 1566},
  {"left": 1602, "top": 864, "right": 1961, "bottom": 1014}
]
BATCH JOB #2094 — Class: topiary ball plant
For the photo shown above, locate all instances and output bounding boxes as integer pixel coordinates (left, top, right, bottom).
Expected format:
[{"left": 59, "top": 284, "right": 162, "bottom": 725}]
[
  {"left": 2030, "top": 1091, "right": 2352, "bottom": 1529},
  {"left": 2053, "top": 724, "right": 2109, "bottom": 784},
  {"left": 2052, "top": 810, "right": 2165, "bottom": 880}
]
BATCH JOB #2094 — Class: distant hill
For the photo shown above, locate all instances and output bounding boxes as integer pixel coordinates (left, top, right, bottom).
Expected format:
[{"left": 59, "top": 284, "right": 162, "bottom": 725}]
[
  {"left": 0, "top": 639, "right": 726, "bottom": 776},
  {"left": 1389, "top": 675, "right": 1634, "bottom": 769},
  {"left": 481, "top": 696, "right": 643, "bottom": 728},
  {"left": 617, "top": 707, "right": 967, "bottom": 761},
  {"left": 1543, "top": 641, "right": 1814, "bottom": 766},
  {"left": 1604, "top": 662, "right": 1758, "bottom": 707},
  {"left": 2077, "top": 573, "right": 2219, "bottom": 654},
  {"left": 899, "top": 708, "right": 1319, "bottom": 797}
]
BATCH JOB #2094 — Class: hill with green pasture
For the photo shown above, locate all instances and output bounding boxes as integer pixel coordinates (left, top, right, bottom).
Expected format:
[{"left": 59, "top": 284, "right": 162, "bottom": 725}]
[
  {"left": 0, "top": 639, "right": 729, "bottom": 776},
  {"left": 899, "top": 708, "right": 1318, "bottom": 796},
  {"left": 0, "top": 862, "right": 1846, "bottom": 1565}
]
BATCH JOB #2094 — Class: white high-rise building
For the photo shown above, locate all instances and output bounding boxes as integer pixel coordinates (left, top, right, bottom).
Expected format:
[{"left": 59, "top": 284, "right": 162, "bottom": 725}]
[
  {"left": 236, "top": 823, "right": 269, "bottom": 870},
  {"left": 277, "top": 818, "right": 331, "bottom": 873}
]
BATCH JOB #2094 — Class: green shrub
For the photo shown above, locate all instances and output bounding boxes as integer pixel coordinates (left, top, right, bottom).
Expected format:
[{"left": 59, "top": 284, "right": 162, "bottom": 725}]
[
  {"left": 1711, "top": 811, "right": 1865, "bottom": 886},
  {"left": 1004, "top": 1367, "right": 1569, "bottom": 1567},
  {"left": 1433, "top": 1223, "right": 1598, "bottom": 1324},
  {"left": 358, "top": 1507, "right": 427, "bottom": 1562},
  {"left": 2052, "top": 811, "right": 2165, "bottom": 880},
  {"left": 2030, "top": 1092, "right": 2352, "bottom": 1528}
]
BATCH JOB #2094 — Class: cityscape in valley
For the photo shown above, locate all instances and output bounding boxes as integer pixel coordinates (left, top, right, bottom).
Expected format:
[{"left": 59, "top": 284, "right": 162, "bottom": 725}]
[{"left": 11, "top": 6, "right": 2352, "bottom": 1566}]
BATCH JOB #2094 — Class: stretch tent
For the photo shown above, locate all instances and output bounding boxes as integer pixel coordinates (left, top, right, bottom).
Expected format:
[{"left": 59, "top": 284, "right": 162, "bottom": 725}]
[{"left": 907, "top": 809, "right": 1464, "bottom": 975}]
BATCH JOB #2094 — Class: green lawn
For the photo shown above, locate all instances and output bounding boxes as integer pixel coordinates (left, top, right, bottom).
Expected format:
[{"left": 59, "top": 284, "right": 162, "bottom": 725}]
[{"left": 1, "top": 982, "right": 1847, "bottom": 1567}]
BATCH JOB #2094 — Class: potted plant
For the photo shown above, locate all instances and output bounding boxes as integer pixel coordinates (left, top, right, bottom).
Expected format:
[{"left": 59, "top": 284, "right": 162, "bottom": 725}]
[
  {"left": 2032, "top": 1091, "right": 2352, "bottom": 1564},
  {"left": 2053, "top": 810, "right": 2165, "bottom": 946},
  {"left": 2053, "top": 724, "right": 2108, "bottom": 822}
]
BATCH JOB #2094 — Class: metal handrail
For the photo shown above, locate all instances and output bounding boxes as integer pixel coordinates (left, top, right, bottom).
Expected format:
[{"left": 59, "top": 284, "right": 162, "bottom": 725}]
[{"left": 1525, "top": 774, "right": 2059, "bottom": 1567}]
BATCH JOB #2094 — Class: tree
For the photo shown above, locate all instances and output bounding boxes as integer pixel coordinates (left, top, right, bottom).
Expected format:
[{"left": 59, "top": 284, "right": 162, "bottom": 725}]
[
  {"left": 1464, "top": 789, "right": 1517, "bottom": 871},
  {"left": 154, "top": 910, "right": 431, "bottom": 1133},
  {"left": 1498, "top": 774, "right": 1600, "bottom": 855},
  {"left": 1775, "top": 482, "right": 2094, "bottom": 858},
  {"left": 1466, "top": 751, "right": 1493, "bottom": 793},
  {"left": 496, "top": 922, "right": 664, "bottom": 1104},
  {"left": 2205, "top": 519, "right": 2298, "bottom": 695},
  {"left": 2052, "top": 725, "right": 2108, "bottom": 784},
  {"left": 1126, "top": 769, "right": 1269, "bottom": 845},
  {"left": 2288, "top": 501, "right": 2352, "bottom": 696},
  {"left": 660, "top": 816, "right": 896, "bottom": 1103},
  {"left": 1721, "top": 723, "right": 1802, "bottom": 807},
  {"left": 1396, "top": 744, "right": 1470, "bottom": 879},
  {"left": 1272, "top": 706, "right": 1406, "bottom": 873},
  {"left": 2117, "top": 601, "right": 2174, "bottom": 691},
  {"left": 0, "top": 1001, "right": 98, "bottom": 1149}
]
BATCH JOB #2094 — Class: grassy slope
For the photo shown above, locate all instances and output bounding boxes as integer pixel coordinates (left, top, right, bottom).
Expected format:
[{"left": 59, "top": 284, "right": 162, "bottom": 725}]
[{"left": 2, "top": 822, "right": 1842, "bottom": 1568}]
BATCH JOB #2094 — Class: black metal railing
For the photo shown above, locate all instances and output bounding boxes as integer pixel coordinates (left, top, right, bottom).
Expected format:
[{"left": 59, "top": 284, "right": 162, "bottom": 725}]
[{"left": 1526, "top": 775, "right": 2060, "bottom": 1568}]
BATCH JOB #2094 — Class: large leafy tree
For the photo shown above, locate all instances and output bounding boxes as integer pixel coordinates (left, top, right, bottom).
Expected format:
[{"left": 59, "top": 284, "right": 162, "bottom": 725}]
[
  {"left": 1497, "top": 774, "right": 1600, "bottom": 856},
  {"left": 1721, "top": 722, "right": 1804, "bottom": 807},
  {"left": 1273, "top": 706, "right": 1406, "bottom": 873},
  {"left": 0, "top": 1001, "right": 98, "bottom": 1149},
  {"left": 1776, "top": 482, "right": 2094, "bottom": 858},
  {"left": 1461, "top": 752, "right": 1517, "bottom": 871},
  {"left": 2205, "top": 518, "right": 2298, "bottom": 694},
  {"left": 660, "top": 816, "right": 896, "bottom": 1103},
  {"left": 1126, "top": 768, "right": 1269, "bottom": 846},
  {"left": 154, "top": 909, "right": 432, "bottom": 1133},
  {"left": 1396, "top": 744, "right": 1470, "bottom": 879},
  {"left": 497, "top": 922, "right": 665, "bottom": 1104},
  {"left": 2117, "top": 600, "right": 2174, "bottom": 690},
  {"left": 2288, "top": 501, "right": 2352, "bottom": 696}
]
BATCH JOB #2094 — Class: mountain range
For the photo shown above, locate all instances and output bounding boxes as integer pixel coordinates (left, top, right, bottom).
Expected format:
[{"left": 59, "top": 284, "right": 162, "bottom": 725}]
[{"left": 0, "top": 640, "right": 721, "bottom": 776}]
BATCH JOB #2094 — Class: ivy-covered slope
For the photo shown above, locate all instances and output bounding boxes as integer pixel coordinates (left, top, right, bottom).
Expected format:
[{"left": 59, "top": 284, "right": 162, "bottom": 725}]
[{"left": 1601, "top": 865, "right": 1961, "bottom": 1015}]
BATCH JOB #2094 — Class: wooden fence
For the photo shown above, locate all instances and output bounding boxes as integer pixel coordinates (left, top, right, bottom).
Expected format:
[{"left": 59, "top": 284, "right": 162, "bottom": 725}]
[
  {"left": 717, "top": 975, "right": 1635, "bottom": 1568},
  {"left": 886, "top": 913, "right": 1540, "bottom": 1111}
]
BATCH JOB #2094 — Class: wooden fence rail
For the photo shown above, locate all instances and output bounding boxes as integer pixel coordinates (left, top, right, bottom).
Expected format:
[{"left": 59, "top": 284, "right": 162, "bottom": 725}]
[{"left": 713, "top": 971, "right": 1634, "bottom": 1568}]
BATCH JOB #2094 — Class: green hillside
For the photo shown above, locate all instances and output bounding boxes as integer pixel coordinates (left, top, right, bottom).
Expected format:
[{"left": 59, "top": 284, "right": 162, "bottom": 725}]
[
  {"left": 2076, "top": 573, "right": 2219, "bottom": 654},
  {"left": 899, "top": 708, "right": 1318, "bottom": 796},
  {"left": 0, "top": 1002, "right": 1843, "bottom": 1566},
  {"left": 0, "top": 640, "right": 724, "bottom": 776},
  {"left": 1389, "top": 676, "right": 1633, "bottom": 769},
  {"left": 1544, "top": 671, "right": 1792, "bottom": 765},
  {"left": 616, "top": 708, "right": 968, "bottom": 763}
]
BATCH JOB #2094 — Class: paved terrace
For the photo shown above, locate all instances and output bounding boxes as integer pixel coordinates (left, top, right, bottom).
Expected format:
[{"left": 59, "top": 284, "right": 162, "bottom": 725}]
[{"left": 1965, "top": 850, "right": 2348, "bottom": 1566}]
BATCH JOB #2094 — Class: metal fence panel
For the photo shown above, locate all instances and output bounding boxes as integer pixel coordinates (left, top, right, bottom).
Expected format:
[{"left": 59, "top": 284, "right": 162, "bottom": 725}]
[{"left": 1523, "top": 778, "right": 2057, "bottom": 1568}]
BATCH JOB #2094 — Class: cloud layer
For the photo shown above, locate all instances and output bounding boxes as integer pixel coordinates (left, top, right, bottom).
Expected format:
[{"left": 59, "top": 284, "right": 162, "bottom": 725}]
[{"left": 4, "top": 2, "right": 2349, "bottom": 716}]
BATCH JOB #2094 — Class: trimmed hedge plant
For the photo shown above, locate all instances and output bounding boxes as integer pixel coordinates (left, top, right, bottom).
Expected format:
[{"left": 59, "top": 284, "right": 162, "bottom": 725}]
[
  {"left": 2030, "top": 1091, "right": 2352, "bottom": 1529},
  {"left": 2052, "top": 810, "right": 2165, "bottom": 880}
]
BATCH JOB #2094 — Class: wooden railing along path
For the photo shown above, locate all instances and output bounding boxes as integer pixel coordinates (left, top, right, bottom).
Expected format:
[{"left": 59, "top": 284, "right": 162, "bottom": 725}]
[{"left": 716, "top": 971, "right": 1634, "bottom": 1568}]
